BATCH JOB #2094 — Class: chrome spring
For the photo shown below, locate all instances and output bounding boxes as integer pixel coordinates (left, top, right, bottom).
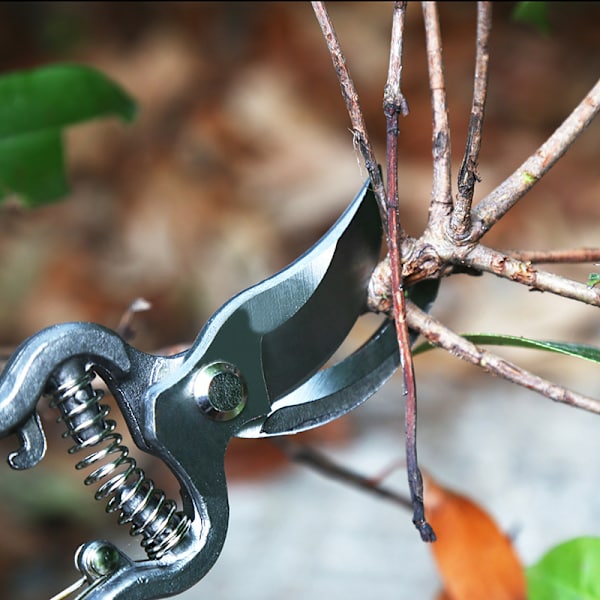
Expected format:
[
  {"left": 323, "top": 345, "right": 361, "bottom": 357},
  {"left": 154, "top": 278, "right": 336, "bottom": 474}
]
[{"left": 48, "top": 359, "right": 191, "bottom": 560}]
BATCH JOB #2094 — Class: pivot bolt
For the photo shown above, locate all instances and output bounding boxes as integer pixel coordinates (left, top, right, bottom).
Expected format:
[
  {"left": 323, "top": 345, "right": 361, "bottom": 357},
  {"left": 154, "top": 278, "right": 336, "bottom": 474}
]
[{"left": 193, "top": 361, "right": 247, "bottom": 421}]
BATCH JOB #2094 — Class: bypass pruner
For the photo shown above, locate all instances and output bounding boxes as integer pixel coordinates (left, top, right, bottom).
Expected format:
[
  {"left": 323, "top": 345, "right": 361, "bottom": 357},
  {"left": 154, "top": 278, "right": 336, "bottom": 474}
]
[{"left": 0, "top": 182, "right": 437, "bottom": 599}]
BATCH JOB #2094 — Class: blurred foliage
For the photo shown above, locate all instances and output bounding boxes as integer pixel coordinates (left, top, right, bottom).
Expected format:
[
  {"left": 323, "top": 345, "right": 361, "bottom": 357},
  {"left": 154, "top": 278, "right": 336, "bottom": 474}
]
[
  {"left": 512, "top": 2, "right": 551, "bottom": 35},
  {"left": 0, "top": 64, "right": 136, "bottom": 206},
  {"left": 527, "top": 537, "right": 600, "bottom": 598},
  {"left": 587, "top": 273, "right": 600, "bottom": 288},
  {"left": 0, "top": 467, "right": 93, "bottom": 524}
]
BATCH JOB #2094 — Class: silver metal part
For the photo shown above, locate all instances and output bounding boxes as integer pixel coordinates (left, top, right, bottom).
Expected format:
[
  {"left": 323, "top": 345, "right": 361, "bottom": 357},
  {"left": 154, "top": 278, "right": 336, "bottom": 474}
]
[
  {"left": 0, "top": 181, "right": 440, "bottom": 599},
  {"left": 253, "top": 278, "right": 440, "bottom": 437},
  {"left": 75, "top": 540, "right": 124, "bottom": 580},
  {"left": 7, "top": 411, "right": 47, "bottom": 469},
  {"left": 49, "top": 540, "right": 133, "bottom": 600},
  {"left": 0, "top": 323, "right": 132, "bottom": 468},
  {"left": 193, "top": 361, "right": 247, "bottom": 421},
  {"left": 48, "top": 359, "right": 192, "bottom": 561}
]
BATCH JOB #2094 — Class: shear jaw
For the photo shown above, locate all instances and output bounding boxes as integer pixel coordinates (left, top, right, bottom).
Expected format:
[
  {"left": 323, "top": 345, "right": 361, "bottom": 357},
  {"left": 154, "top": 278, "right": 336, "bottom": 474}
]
[{"left": 0, "top": 181, "right": 394, "bottom": 599}]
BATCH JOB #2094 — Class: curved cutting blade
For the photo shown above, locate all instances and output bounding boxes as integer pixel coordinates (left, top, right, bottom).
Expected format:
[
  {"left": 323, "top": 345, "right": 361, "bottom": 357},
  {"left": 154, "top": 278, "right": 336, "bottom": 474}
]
[
  {"left": 160, "top": 181, "right": 385, "bottom": 432},
  {"left": 259, "top": 184, "right": 383, "bottom": 399},
  {"left": 239, "top": 278, "right": 440, "bottom": 438}
]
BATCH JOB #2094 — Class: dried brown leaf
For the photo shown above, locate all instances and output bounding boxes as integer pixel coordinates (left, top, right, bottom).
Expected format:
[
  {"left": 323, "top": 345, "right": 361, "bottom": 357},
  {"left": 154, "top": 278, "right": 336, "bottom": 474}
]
[{"left": 424, "top": 473, "right": 526, "bottom": 600}]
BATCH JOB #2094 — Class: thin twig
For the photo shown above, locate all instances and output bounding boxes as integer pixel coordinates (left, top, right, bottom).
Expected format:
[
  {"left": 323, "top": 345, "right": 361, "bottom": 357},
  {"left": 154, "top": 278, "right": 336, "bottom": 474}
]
[
  {"left": 505, "top": 247, "right": 600, "bottom": 265},
  {"left": 311, "top": 2, "right": 387, "bottom": 223},
  {"left": 116, "top": 297, "right": 152, "bottom": 341},
  {"left": 450, "top": 1, "right": 492, "bottom": 241},
  {"left": 273, "top": 438, "right": 413, "bottom": 510},
  {"left": 422, "top": 1, "right": 452, "bottom": 229},
  {"left": 384, "top": 1, "right": 435, "bottom": 543},
  {"left": 384, "top": 3, "right": 410, "bottom": 121},
  {"left": 0, "top": 299, "right": 152, "bottom": 375},
  {"left": 406, "top": 301, "right": 600, "bottom": 415},
  {"left": 368, "top": 457, "right": 407, "bottom": 486},
  {"left": 384, "top": 0, "right": 408, "bottom": 245},
  {"left": 471, "top": 77, "right": 600, "bottom": 240},
  {"left": 460, "top": 244, "right": 600, "bottom": 306}
]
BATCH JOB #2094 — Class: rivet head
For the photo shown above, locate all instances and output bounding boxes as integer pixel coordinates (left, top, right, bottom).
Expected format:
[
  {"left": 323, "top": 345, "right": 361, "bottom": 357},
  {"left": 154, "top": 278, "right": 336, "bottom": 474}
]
[
  {"left": 193, "top": 361, "right": 247, "bottom": 421},
  {"left": 75, "top": 540, "right": 121, "bottom": 580}
]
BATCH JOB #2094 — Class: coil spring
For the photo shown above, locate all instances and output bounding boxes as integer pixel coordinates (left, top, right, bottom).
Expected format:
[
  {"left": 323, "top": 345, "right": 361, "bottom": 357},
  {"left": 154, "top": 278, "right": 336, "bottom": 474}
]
[{"left": 48, "top": 360, "right": 191, "bottom": 560}]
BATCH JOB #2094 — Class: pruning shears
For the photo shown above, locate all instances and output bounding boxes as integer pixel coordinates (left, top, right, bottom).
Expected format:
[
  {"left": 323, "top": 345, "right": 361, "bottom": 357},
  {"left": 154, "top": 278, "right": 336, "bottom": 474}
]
[{"left": 0, "top": 181, "right": 438, "bottom": 599}]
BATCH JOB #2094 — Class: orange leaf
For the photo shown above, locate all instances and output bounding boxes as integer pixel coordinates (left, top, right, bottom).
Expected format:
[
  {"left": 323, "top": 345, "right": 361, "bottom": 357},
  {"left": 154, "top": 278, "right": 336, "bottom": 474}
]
[{"left": 424, "top": 473, "right": 526, "bottom": 600}]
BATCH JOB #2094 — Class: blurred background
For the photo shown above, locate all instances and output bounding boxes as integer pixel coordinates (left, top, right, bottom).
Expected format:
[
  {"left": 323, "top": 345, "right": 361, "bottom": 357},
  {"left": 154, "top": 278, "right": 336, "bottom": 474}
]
[{"left": 0, "top": 2, "right": 598, "bottom": 598}]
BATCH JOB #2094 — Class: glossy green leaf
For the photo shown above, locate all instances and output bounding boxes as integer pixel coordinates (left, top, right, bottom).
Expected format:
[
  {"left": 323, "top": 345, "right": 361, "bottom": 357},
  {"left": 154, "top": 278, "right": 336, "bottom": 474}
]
[
  {"left": 0, "top": 64, "right": 136, "bottom": 206},
  {"left": 527, "top": 537, "right": 600, "bottom": 599},
  {"left": 413, "top": 333, "right": 600, "bottom": 364},
  {"left": 0, "top": 63, "right": 136, "bottom": 139},
  {"left": 0, "top": 129, "right": 67, "bottom": 206}
]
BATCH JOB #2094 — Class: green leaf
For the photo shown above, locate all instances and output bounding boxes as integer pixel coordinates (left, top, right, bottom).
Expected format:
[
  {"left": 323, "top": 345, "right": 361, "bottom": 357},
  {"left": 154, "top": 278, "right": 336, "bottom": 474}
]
[
  {"left": 0, "top": 63, "right": 136, "bottom": 139},
  {"left": 0, "top": 64, "right": 136, "bottom": 206},
  {"left": 527, "top": 537, "right": 600, "bottom": 599},
  {"left": 512, "top": 2, "right": 551, "bottom": 36},
  {"left": 588, "top": 273, "right": 600, "bottom": 288},
  {"left": 413, "top": 333, "right": 600, "bottom": 364},
  {"left": 0, "top": 129, "right": 67, "bottom": 206}
]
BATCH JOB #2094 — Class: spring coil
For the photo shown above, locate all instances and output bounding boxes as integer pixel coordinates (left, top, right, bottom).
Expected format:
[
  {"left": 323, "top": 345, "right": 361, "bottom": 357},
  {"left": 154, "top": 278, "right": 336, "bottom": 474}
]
[{"left": 48, "top": 360, "right": 191, "bottom": 560}]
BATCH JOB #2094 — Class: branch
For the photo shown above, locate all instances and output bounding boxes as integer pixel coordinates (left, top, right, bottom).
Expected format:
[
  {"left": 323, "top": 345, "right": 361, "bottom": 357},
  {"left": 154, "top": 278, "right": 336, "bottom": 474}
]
[
  {"left": 471, "top": 77, "right": 600, "bottom": 240},
  {"left": 384, "top": 1, "right": 435, "bottom": 543},
  {"left": 450, "top": 2, "right": 492, "bottom": 241},
  {"left": 460, "top": 244, "right": 600, "bottom": 306},
  {"left": 505, "top": 247, "right": 600, "bottom": 265},
  {"left": 273, "top": 438, "right": 413, "bottom": 510},
  {"left": 384, "top": 2, "right": 410, "bottom": 120},
  {"left": 422, "top": 1, "right": 452, "bottom": 229},
  {"left": 311, "top": 2, "right": 387, "bottom": 222},
  {"left": 406, "top": 301, "right": 600, "bottom": 415},
  {"left": 383, "top": 0, "right": 408, "bottom": 241}
]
